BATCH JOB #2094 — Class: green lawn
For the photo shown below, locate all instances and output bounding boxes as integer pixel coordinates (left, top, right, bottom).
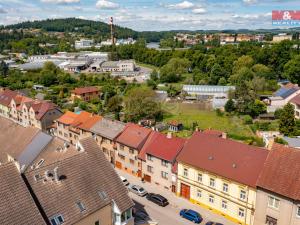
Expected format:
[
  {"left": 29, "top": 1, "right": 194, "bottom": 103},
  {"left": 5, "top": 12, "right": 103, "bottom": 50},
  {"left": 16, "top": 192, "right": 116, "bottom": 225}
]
[{"left": 162, "top": 102, "right": 255, "bottom": 138}]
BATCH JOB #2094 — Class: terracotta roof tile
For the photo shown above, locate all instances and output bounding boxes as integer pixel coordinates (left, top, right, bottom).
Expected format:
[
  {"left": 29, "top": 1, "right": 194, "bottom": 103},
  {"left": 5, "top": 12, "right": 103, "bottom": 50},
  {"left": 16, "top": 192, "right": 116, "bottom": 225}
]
[
  {"left": 177, "top": 132, "right": 269, "bottom": 187},
  {"left": 257, "top": 143, "right": 300, "bottom": 200},
  {"left": 139, "top": 132, "right": 186, "bottom": 162},
  {"left": 0, "top": 117, "right": 40, "bottom": 163},
  {"left": 57, "top": 111, "right": 102, "bottom": 131},
  {"left": 116, "top": 123, "right": 152, "bottom": 150},
  {"left": 0, "top": 89, "right": 18, "bottom": 106},
  {"left": 290, "top": 94, "right": 300, "bottom": 106},
  {"left": 25, "top": 138, "right": 133, "bottom": 224},
  {"left": 0, "top": 162, "right": 46, "bottom": 225},
  {"left": 72, "top": 86, "right": 99, "bottom": 95}
]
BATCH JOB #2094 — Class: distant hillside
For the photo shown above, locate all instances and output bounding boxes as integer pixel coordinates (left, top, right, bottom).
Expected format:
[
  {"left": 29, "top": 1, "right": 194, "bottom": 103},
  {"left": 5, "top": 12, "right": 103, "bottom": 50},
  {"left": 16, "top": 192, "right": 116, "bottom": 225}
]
[{"left": 3, "top": 18, "right": 138, "bottom": 39}]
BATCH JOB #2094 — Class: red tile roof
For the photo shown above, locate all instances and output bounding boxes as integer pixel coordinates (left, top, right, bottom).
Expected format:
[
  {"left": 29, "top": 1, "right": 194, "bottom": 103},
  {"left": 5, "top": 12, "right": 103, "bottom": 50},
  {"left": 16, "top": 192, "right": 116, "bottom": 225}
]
[
  {"left": 56, "top": 111, "right": 102, "bottom": 131},
  {"left": 0, "top": 89, "right": 18, "bottom": 106},
  {"left": 203, "top": 129, "right": 223, "bottom": 137},
  {"left": 290, "top": 94, "right": 300, "bottom": 106},
  {"left": 31, "top": 101, "right": 59, "bottom": 120},
  {"left": 116, "top": 123, "right": 152, "bottom": 150},
  {"left": 139, "top": 132, "right": 186, "bottom": 162},
  {"left": 177, "top": 132, "right": 269, "bottom": 187},
  {"left": 257, "top": 144, "right": 300, "bottom": 200},
  {"left": 72, "top": 86, "right": 99, "bottom": 95}
]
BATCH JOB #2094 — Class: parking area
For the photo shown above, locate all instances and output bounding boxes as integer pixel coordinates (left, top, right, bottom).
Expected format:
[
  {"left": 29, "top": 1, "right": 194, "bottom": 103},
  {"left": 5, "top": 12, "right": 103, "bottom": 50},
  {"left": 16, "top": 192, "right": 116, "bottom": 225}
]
[{"left": 117, "top": 170, "right": 236, "bottom": 225}]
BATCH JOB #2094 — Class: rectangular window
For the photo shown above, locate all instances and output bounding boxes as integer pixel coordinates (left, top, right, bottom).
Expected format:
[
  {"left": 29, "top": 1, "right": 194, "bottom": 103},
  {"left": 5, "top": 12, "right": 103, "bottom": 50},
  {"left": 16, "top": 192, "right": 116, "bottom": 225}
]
[
  {"left": 238, "top": 208, "right": 245, "bottom": 218},
  {"left": 268, "top": 196, "right": 280, "bottom": 209},
  {"left": 223, "top": 183, "right": 228, "bottom": 193},
  {"left": 129, "top": 148, "right": 135, "bottom": 154},
  {"left": 222, "top": 200, "right": 227, "bottom": 209},
  {"left": 197, "top": 173, "right": 202, "bottom": 183},
  {"left": 209, "top": 195, "right": 214, "bottom": 203},
  {"left": 297, "top": 206, "right": 300, "bottom": 217},
  {"left": 50, "top": 215, "right": 64, "bottom": 225},
  {"left": 147, "top": 165, "right": 153, "bottom": 173},
  {"left": 147, "top": 154, "right": 153, "bottom": 161},
  {"left": 183, "top": 168, "right": 188, "bottom": 177},
  {"left": 161, "top": 159, "right": 168, "bottom": 167},
  {"left": 95, "top": 221, "right": 99, "bottom": 225},
  {"left": 210, "top": 178, "right": 215, "bottom": 188},
  {"left": 197, "top": 189, "right": 201, "bottom": 198},
  {"left": 118, "top": 154, "right": 125, "bottom": 161},
  {"left": 161, "top": 171, "right": 168, "bottom": 179},
  {"left": 130, "top": 159, "right": 134, "bottom": 165},
  {"left": 240, "top": 190, "right": 246, "bottom": 200}
]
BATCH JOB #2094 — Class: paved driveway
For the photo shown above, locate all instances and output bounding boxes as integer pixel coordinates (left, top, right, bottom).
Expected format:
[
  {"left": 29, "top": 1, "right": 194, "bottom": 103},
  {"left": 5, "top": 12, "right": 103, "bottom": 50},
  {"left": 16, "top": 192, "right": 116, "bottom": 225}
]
[{"left": 117, "top": 170, "right": 236, "bottom": 225}]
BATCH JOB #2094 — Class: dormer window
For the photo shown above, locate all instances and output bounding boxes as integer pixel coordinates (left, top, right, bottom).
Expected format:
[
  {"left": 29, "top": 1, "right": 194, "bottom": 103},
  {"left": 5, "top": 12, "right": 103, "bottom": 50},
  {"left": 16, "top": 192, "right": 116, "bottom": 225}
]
[{"left": 50, "top": 214, "right": 64, "bottom": 225}]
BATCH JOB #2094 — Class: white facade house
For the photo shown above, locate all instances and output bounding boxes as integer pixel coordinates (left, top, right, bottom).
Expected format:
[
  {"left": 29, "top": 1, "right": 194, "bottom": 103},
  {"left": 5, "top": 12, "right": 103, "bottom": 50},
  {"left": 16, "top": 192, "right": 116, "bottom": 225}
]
[{"left": 75, "top": 39, "right": 94, "bottom": 49}]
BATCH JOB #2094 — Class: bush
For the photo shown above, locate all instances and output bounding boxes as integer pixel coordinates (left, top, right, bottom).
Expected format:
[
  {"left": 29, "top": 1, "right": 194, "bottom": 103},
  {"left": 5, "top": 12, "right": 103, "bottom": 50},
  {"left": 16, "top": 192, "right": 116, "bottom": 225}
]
[
  {"left": 274, "top": 137, "right": 288, "bottom": 145},
  {"left": 243, "top": 115, "right": 253, "bottom": 124},
  {"left": 216, "top": 108, "right": 224, "bottom": 117}
]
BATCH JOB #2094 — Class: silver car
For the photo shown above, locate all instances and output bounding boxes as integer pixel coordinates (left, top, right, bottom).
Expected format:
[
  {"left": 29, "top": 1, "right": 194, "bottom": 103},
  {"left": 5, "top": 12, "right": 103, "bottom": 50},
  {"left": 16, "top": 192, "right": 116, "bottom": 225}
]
[{"left": 129, "top": 184, "right": 148, "bottom": 196}]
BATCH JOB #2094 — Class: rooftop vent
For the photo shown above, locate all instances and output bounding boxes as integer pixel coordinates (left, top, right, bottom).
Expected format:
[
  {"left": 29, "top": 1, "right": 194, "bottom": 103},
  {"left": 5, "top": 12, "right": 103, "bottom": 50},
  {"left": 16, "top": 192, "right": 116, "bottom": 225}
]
[
  {"left": 208, "top": 156, "right": 214, "bottom": 160},
  {"left": 232, "top": 163, "right": 237, "bottom": 168}
]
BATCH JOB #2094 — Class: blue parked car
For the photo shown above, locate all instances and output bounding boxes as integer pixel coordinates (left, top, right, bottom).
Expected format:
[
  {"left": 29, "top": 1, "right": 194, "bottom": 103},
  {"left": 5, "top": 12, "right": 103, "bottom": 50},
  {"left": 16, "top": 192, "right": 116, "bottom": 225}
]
[{"left": 179, "top": 209, "right": 203, "bottom": 223}]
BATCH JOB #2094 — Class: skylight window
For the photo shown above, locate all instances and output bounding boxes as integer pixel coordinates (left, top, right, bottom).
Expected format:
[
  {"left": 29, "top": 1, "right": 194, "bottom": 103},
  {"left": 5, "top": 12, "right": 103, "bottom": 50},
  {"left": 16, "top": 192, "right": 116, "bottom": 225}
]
[
  {"left": 76, "top": 201, "right": 86, "bottom": 212},
  {"left": 50, "top": 214, "right": 64, "bottom": 225},
  {"left": 98, "top": 191, "right": 108, "bottom": 200}
]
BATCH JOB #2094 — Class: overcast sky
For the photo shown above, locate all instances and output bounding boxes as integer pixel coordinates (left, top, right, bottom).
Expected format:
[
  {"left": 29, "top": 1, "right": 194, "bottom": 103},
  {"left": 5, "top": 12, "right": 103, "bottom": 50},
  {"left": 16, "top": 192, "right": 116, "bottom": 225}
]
[{"left": 0, "top": 0, "right": 299, "bottom": 31}]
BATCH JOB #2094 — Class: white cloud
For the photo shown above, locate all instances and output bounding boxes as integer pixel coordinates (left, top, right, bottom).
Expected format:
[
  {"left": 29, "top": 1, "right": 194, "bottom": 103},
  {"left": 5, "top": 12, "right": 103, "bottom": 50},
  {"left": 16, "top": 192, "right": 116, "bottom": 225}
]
[
  {"left": 167, "top": 1, "right": 194, "bottom": 9},
  {"left": 96, "top": 0, "right": 119, "bottom": 10},
  {"left": 192, "top": 8, "right": 207, "bottom": 14},
  {"left": 243, "top": 0, "right": 257, "bottom": 4},
  {"left": 41, "top": 0, "right": 80, "bottom": 3}
]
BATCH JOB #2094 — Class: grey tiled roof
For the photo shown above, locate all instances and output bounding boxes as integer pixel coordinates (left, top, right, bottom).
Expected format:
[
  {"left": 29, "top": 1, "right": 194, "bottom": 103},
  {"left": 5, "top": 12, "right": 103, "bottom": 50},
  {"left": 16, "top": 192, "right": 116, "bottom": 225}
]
[
  {"left": 90, "top": 118, "right": 126, "bottom": 140},
  {"left": 0, "top": 162, "right": 46, "bottom": 225}
]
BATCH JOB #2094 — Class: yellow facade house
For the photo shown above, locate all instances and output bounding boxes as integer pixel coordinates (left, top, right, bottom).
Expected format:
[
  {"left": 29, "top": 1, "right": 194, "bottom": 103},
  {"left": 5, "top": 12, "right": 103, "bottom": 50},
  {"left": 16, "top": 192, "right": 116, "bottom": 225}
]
[{"left": 176, "top": 132, "right": 269, "bottom": 225}]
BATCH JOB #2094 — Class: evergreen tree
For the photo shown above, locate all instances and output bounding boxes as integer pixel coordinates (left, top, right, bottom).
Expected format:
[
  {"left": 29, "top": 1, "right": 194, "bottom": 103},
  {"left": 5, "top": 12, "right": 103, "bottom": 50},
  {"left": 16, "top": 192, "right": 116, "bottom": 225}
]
[{"left": 279, "top": 103, "right": 296, "bottom": 136}]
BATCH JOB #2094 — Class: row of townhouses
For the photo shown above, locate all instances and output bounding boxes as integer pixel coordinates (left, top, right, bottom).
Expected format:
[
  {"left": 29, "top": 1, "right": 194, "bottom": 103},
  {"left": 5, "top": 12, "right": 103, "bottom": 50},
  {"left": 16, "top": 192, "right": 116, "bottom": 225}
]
[
  {"left": 1, "top": 88, "right": 300, "bottom": 225},
  {"left": 51, "top": 109, "right": 300, "bottom": 225},
  {"left": 0, "top": 117, "right": 134, "bottom": 225},
  {"left": 0, "top": 88, "right": 62, "bottom": 130}
]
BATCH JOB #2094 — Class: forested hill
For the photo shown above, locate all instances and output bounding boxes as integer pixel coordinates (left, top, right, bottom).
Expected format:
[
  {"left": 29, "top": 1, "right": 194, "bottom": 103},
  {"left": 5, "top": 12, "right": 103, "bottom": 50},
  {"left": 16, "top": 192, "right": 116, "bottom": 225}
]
[{"left": 2, "top": 18, "right": 138, "bottom": 39}]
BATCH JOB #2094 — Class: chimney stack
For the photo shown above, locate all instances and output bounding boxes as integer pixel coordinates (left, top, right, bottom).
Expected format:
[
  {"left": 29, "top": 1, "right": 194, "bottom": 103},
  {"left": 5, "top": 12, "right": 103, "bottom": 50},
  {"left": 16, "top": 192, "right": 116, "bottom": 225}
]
[
  {"left": 222, "top": 132, "right": 227, "bottom": 139},
  {"left": 167, "top": 132, "right": 172, "bottom": 139},
  {"left": 53, "top": 167, "right": 59, "bottom": 183}
]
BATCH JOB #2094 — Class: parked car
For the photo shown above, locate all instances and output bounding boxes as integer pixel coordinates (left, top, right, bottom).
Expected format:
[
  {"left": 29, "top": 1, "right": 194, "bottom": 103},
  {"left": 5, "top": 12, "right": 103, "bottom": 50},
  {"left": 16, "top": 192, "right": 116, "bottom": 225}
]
[
  {"left": 146, "top": 193, "right": 169, "bottom": 207},
  {"left": 129, "top": 184, "right": 148, "bottom": 196},
  {"left": 179, "top": 209, "right": 203, "bottom": 224},
  {"left": 119, "top": 175, "right": 129, "bottom": 186},
  {"left": 206, "top": 222, "right": 224, "bottom": 225}
]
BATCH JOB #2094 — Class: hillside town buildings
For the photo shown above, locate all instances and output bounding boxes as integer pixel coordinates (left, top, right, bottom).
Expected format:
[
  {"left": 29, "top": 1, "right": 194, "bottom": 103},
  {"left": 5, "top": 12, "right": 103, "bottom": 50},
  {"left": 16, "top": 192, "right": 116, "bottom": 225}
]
[
  {"left": 0, "top": 115, "right": 134, "bottom": 225},
  {"left": 0, "top": 89, "right": 62, "bottom": 130},
  {"left": 71, "top": 86, "right": 100, "bottom": 102},
  {"left": 54, "top": 111, "right": 101, "bottom": 145}
]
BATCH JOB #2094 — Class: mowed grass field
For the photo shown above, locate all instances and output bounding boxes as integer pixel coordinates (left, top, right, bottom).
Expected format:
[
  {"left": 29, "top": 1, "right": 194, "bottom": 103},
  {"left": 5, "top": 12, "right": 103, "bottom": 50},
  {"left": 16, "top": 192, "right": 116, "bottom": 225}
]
[{"left": 162, "top": 102, "right": 254, "bottom": 137}]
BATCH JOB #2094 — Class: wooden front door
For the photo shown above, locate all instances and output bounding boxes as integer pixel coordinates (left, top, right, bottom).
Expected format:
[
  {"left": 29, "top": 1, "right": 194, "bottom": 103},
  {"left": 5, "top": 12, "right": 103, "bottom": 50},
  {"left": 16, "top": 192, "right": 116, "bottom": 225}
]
[
  {"left": 180, "top": 183, "right": 190, "bottom": 199},
  {"left": 144, "top": 174, "right": 151, "bottom": 183},
  {"left": 115, "top": 161, "right": 122, "bottom": 169}
]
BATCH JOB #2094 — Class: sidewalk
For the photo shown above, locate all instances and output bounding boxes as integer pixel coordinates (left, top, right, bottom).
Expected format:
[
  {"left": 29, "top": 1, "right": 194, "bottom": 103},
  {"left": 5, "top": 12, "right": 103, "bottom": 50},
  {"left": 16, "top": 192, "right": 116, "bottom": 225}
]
[{"left": 117, "top": 169, "right": 235, "bottom": 225}]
